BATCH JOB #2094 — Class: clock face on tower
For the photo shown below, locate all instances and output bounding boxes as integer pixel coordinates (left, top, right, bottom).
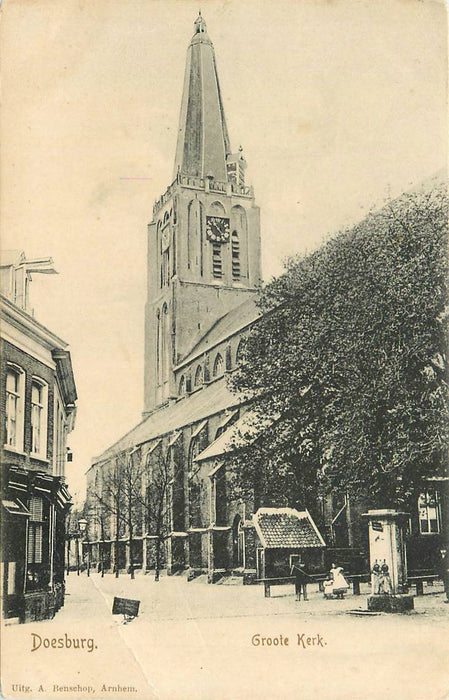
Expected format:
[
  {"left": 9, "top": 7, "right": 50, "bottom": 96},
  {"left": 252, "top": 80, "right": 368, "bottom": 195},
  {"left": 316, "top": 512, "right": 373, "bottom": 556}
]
[{"left": 206, "top": 216, "right": 230, "bottom": 243}]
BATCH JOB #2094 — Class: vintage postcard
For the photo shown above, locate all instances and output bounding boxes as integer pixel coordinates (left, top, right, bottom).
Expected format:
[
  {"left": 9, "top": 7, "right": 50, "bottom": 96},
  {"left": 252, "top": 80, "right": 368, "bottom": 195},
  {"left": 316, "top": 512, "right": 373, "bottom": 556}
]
[{"left": 1, "top": 1, "right": 448, "bottom": 699}]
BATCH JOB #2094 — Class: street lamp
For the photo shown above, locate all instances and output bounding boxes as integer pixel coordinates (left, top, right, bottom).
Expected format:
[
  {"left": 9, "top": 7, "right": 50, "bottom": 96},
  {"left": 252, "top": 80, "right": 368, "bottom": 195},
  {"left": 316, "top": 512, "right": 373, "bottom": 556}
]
[{"left": 78, "top": 518, "right": 90, "bottom": 577}]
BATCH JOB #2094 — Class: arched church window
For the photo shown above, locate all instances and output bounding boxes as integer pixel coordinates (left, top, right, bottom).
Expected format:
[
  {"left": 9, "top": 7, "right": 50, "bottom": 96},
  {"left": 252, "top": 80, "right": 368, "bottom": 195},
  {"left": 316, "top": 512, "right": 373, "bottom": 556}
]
[
  {"left": 163, "top": 248, "right": 170, "bottom": 286},
  {"left": 208, "top": 201, "right": 226, "bottom": 216},
  {"left": 156, "top": 309, "right": 161, "bottom": 384},
  {"left": 231, "top": 231, "right": 240, "bottom": 280},
  {"left": 198, "top": 201, "right": 204, "bottom": 276},
  {"left": 188, "top": 437, "right": 202, "bottom": 528},
  {"left": 225, "top": 344, "right": 232, "bottom": 370},
  {"left": 187, "top": 200, "right": 204, "bottom": 274},
  {"left": 213, "top": 353, "right": 224, "bottom": 377},
  {"left": 187, "top": 200, "right": 194, "bottom": 269},
  {"left": 194, "top": 365, "right": 203, "bottom": 387},
  {"left": 236, "top": 338, "right": 246, "bottom": 364},
  {"left": 161, "top": 304, "right": 170, "bottom": 392},
  {"left": 215, "top": 465, "right": 227, "bottom": 526},
  {"left": 188, "top": 437, "right": 199, "bottom": 472},
  {"left": 169, "top": 445, "right": 184, "bottom": 533},
  {"left": 178, "top": 375, "right": 186, "bottom": 395}
]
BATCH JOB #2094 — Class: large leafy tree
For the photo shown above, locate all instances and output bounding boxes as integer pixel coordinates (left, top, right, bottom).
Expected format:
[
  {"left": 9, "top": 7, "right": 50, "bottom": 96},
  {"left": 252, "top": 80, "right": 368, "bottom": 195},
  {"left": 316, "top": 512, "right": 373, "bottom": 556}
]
[{"left": 229, "top": 184, "right": 448, "bottom": 513}]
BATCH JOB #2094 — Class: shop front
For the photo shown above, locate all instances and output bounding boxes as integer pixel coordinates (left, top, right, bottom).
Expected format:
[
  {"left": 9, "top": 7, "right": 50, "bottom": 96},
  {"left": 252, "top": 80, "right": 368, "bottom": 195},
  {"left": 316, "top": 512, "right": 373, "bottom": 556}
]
[{"left": 2, "top": 466, "right": 71, "bottom": 622}]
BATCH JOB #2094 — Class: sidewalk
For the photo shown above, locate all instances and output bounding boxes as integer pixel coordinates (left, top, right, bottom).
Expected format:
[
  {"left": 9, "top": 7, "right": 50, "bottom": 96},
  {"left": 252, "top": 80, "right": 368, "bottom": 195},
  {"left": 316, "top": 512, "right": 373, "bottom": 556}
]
[
  {"left": 2, "top": 574, "right": 155, "bottom": 700},
  {"left": 86, "top": 569, "right": 449, "bottom": 622}
]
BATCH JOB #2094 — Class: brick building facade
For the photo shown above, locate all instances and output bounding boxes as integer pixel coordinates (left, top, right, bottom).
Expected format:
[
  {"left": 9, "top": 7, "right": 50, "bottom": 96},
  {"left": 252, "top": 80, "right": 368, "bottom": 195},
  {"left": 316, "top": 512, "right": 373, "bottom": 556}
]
[{"left": 1, "top": 251, "right": 77, "bottom": 621}]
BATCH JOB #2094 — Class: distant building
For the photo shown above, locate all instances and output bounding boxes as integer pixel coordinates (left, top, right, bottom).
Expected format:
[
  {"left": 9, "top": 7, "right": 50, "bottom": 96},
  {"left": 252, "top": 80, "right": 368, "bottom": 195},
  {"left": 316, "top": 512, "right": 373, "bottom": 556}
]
[{"left": 1, "top": 251, "right": 77, "bottom": 622}]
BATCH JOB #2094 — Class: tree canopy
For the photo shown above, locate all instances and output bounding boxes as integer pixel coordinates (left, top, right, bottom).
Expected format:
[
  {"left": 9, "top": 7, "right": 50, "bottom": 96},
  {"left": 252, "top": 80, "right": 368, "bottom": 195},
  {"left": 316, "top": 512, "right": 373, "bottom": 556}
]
[{"left": 229, "top": 184, "right": 448, "bottom": 512}]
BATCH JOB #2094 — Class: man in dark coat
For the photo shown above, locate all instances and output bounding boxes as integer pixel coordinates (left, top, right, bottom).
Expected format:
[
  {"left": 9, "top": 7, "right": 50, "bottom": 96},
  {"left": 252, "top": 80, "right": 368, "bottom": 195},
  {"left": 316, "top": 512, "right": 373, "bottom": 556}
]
[{"left": 291, "top": 560, "right": 310, "bottom": 601}]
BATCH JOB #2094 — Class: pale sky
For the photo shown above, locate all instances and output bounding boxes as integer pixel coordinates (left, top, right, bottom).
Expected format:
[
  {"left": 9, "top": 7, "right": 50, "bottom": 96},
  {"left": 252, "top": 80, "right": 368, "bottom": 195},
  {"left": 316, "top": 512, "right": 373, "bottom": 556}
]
[{"left": 1, "top": 0, "right": 447, "bottom": 505}]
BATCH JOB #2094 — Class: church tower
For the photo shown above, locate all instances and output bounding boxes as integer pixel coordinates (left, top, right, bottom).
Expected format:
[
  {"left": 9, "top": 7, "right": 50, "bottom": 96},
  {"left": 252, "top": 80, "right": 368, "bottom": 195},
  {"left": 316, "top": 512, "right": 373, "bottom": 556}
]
[{"left": 144, "top": 14, "right": 261, "bottom": 415}]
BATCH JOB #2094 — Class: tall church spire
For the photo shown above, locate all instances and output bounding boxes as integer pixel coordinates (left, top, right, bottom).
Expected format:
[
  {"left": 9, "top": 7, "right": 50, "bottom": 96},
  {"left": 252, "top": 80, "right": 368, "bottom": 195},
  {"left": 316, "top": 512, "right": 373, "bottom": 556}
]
[
  {"left": 144, "top": 14, "right": 261, "bottom": 415},
  {"left": 173, "top": 14, "right": 231, "bottom": 181}
]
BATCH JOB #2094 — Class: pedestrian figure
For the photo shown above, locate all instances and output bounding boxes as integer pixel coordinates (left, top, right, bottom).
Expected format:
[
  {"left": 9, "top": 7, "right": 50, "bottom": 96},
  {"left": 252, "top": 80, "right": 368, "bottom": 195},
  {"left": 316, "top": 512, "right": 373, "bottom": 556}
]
[
  {"left": 329, "top": 563, "right": 349, "bottom": 599},
  {"left": 291, "top": 561, "right": 310, "bottom": 601},
  {"left": 371, "top": 559, "right": 381, "bottom": 595},
  {"left": 379, "top": 560, "right": 392, "bottom": 595},
  {"left": 323, "top": 574, "right": 335, "bottom": 599},
  {"left": 438, "top": 549, "right": 449, "bottom": 604}
]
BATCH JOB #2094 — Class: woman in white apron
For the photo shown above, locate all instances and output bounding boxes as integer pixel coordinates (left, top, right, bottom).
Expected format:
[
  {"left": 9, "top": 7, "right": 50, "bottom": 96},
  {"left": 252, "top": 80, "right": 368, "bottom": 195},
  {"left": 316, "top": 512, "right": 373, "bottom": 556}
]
[{"left": 329, "top": 563, "right": 349, "bottom": 599}]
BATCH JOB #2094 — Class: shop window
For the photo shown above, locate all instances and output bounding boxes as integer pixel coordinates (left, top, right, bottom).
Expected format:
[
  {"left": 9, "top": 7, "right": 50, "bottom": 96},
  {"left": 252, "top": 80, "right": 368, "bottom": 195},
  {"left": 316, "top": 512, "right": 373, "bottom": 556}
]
[
  {"left": 5, "top": 364, "right": 25, "bottom": 450},
  {"left": 418, "top": 492, "right": 440, "bottom": 534},
  {"left": 27, "top": 496, "right": 43, "bottom": 565},
  {"left": 31, "top": 379, "right": 48, "bottom": 458}
]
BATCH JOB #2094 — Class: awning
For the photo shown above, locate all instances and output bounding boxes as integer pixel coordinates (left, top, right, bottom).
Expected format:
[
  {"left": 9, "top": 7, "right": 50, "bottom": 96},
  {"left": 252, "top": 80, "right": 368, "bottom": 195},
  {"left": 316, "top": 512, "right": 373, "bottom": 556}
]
[
  {"left": 6, "top": 468, "right": 72, "bottom": 507},
  {"left": 2, "top": 498, "right": 30, "bottom": 517},
  {"left": 56, "top": 481, "right": 72, "bottom": 508}
]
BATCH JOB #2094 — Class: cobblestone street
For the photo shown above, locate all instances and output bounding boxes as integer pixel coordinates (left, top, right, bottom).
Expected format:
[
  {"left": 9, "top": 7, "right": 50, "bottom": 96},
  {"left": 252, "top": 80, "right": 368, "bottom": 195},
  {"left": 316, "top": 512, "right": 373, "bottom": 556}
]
[{"left": 3, "top": 571, "right": 448, "bottom": 700}]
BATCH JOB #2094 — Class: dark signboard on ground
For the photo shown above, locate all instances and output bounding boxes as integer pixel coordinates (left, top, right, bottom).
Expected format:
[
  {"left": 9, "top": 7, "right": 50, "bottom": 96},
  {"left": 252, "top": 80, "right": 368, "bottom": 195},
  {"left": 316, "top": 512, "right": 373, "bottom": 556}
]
[{"left": 112, "top": 596, "right": 140, "bottom": 618}]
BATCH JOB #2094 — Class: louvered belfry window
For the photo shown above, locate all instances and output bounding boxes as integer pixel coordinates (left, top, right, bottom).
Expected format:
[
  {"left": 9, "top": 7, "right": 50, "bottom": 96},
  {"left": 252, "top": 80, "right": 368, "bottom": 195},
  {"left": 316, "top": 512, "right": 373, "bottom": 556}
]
[
  {"left": 231, "top": 230, "right": 240, "bottom": 279},
  {"left": 212, "top": 243, "right": 223, "bottom": 278}
]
